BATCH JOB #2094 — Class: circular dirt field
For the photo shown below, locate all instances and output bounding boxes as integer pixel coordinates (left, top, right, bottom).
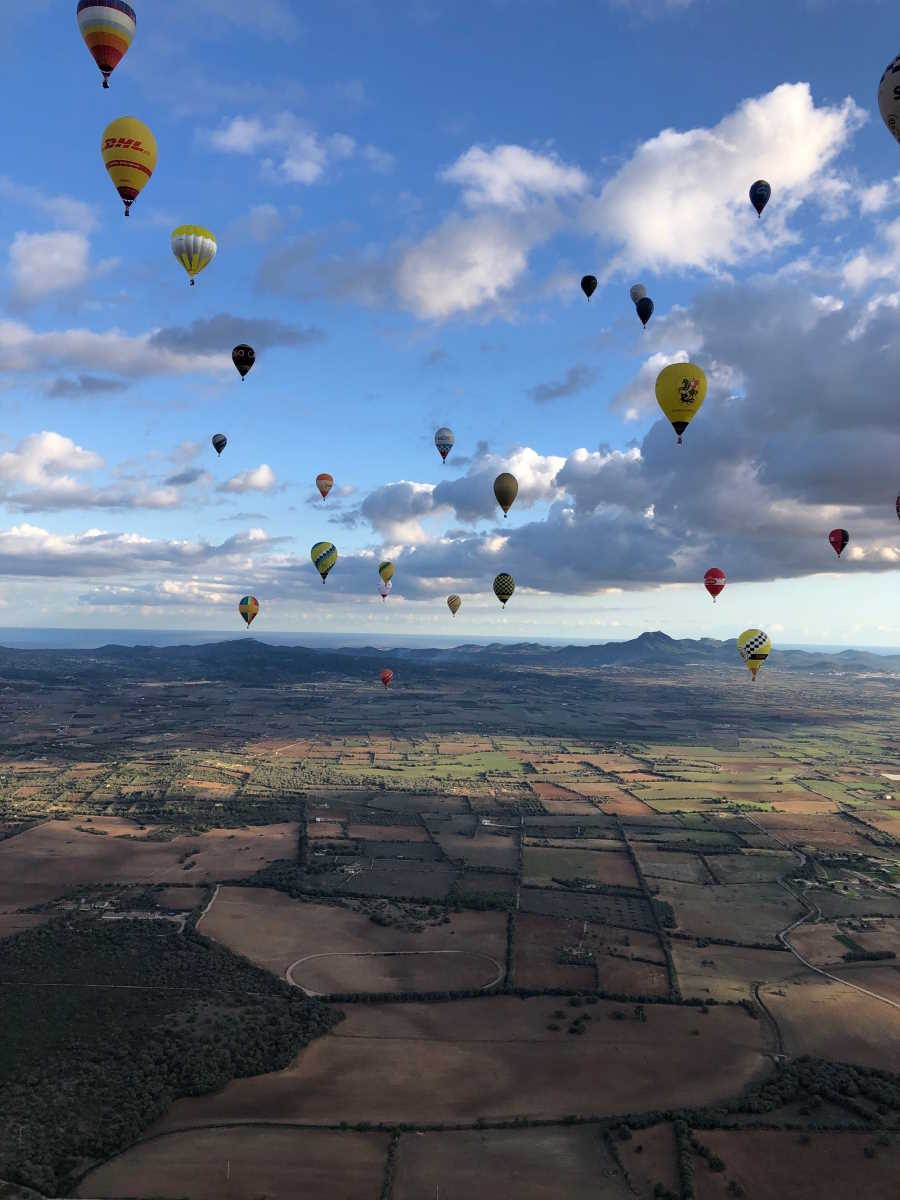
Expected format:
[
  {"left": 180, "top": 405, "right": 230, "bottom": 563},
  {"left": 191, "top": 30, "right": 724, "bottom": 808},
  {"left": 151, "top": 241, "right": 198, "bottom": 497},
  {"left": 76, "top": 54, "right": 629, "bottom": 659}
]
[{"left": 287, "top": 949, "right": 504, "bottom": 995}]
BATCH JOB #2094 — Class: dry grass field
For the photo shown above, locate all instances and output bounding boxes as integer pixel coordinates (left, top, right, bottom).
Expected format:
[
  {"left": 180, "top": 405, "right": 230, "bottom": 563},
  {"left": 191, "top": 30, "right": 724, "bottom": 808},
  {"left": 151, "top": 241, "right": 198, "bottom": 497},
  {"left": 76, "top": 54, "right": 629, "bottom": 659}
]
[
  {"left": 76, "top": 1127, "right": 389, "bottom": 1199},
  {"left": 832, "top": 963, "right": 900, "bottom": 1002},
  {"left": 522, "top": 846, "right": 640, "bottom": 889},
  {"left": 655, "top": 881, "right": 803, "bottom": 943},
  {"left": 151, "top": 997, "right": 769, "bottom": 1130},
  {"left": 691, "top": 1130, "right": 900, "bottom": 1200},
  {"left": 761, "top": 975, "right": 900, "bottom": 1072},
  {"left": 199, "top": 886, "right": 507, "bottom": 992},
  {"left": 393, "top": 1126, "right": 629, "bottom": 1200},
  {"left": 0, "top": 820, "right": 298, "bottom": 912},
  {"left": 618, "top": 1122, "right": 680, "bottom": 1200},
  {"left": 672, "top": 941, "right": 808, "bottom": 1002},
  {"left": 514, "top": 913, "right": 598, "bottom": 989},
  {"left": 635, "top": 850, "right": 712, "bottom": 884}
]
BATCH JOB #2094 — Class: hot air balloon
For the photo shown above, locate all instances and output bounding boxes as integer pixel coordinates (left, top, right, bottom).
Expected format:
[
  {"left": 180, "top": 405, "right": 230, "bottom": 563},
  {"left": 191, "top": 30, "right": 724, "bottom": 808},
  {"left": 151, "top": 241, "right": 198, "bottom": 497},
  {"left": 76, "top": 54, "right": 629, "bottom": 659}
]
[
  {"left": 636, "top": 296, "right": 654, "bottom": 328},
  {"left": 77, "top": 0, "right": 136, "bottom": 88},
  {"left": 749, "top": 180, "right": 771, "bottom": 218},
  {"left": 493, "top": 573, "right": 515, "bottom": 607},
  {"left": 447, "top": 594, "right": 461, "bottom": 617},
  {"left": 581, "top": 275, "right": 597, "bottom": 301},
  {"left": 171, "top": 226, "right": 216, "bottom": 286},
  {"left": 704, "top": 567, "right": 726, "bottom": 603},
  {"left": 379, "top": 580, "right": 392, "bottom": 602},
  {"left": 737, "top": 628, "right": 771, "bottom": 682},
  {"left": 896, "top": 492, "right": 900, "bottom": 521},
  {"left": 435, "top": 427, "right": 455, "bottom": 463},
  {"left": 238, "top": 595, "right": 259, "bottom": 627},
  {"left": 378, "top": 561, "right": 395, "bottom": 585},
  {"left": 311, "top": 541, "right": 337, "bottom": 583},
  {"left": 630, "top": 284, "right": 647, "bottom": 304},
  {"left": 829, "top": 528, "right": 849, "bottom": 558},
  {"left": 211, "top": 433, "right": 227, "bottom": 456},
  {"left": 494, "top": 472, "right": 518, "bottom": 518},
  {"left": 878, "top": 56, "right": 900, "bottom": 144},
  {"left": 232, "top": 344, "right": 255, "bottom": 380},
  {"left": 380, "top": 668, "right": 394, "bottom": 688},
  {"left": 655, "top": 363, "right": 707, "bottom": 445},
  {"left": 316, "top": 473, "right": 334, "bottom": 501},
  {"left": 101, "top": 116, "right": 156, "bottom": 216}
]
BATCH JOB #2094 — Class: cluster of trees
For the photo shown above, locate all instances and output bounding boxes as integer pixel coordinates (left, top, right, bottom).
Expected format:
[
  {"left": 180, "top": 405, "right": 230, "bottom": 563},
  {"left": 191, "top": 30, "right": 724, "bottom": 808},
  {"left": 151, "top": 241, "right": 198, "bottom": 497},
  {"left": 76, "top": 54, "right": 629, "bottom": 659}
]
[
  {"left": 0, "top": 918, "right": 340, "bottom": 1196},
  {"left": 842, "top": 948, "right": 896, "bottom": 962}
]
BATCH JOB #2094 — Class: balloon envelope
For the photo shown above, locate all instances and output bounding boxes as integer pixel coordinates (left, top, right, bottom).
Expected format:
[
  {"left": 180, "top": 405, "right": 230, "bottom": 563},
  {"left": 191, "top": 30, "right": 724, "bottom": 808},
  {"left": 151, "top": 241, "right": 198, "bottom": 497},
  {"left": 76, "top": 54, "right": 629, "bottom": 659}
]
[
  {"left": 580, "top": 275, "right": 597, "bottom": 300},
  {"left": 447, "top": 594, "right": 461, "bottom": 616},
  {"left": 655, "top": 363, "right": 708, "bottom": 444},
  {"left": 704, "top": 567, "right": 725, "bottom": 602},
  {"left": 636, "top": 296, "right": 654, "bottom": 327},
  {"left": 316, "top": 473, "right": 334, "bottom": 500},
  {"left": 629, "top": 283, "right": 647, "bottom": 304},
  {"left": 232, "top": 344, "right": 255, "bottom": 379},
  {"left": 101, "top": 116, "right": 156, "bottom": 215},
  {"left": 896, "top": 493, "right": 900, "bottom": 521},
  {"left": 379, "top": 581, "right": 392, "bottom": 600},
  {"left": 311, "top": 541, "right": 338, "bottom": 582},
  {"left": 77, "top": 0, "right": 136, "bottom": 87},
  {"left": 378, "top": 561, "right": 395, "bottom": 584},
  {"left": 737, "top": 628, "right": 771, "bottom": 681},
  {"left": 238, "top": 595, "right": 259, "bottom": 627},
  {"left": 380, "top": 669, "right": 394, "bottom": 688},
  {"left": 493, "top": 573, "right": 515, "bottom": 607},
  {"left": 749, "top": 180, "right": 771, "bottom": 217},
  {"left": 829, "top": 528, "right": 849, "bottom": 557},
  {"left": 878, "top": 56, "right": 900, "bottom": 144},
  {"left": 435, "top": 426, "right": 455, "bottom": 462},
  {"left": 493, "top": 472, "right": 518, "bottom": 517},
  {"left": 211, "top": 433, "right": 227, "bottom": 456},
  {"left": 171, "top": 226, "right": 216, "bottom": 284}
]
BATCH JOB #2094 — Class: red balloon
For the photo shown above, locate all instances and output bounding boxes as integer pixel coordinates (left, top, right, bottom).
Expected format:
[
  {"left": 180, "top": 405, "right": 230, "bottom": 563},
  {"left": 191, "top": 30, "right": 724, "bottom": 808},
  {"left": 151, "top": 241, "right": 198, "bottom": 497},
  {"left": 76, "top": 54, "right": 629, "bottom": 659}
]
[
  {"left": 704, "top": 567, "right": 726, "bottom": 602},
  {"left": 380, "top": 669, "right": 393, "bottom": 688},
  {"left": 828, "top": 528, "right": 849, "bottom": 558}
]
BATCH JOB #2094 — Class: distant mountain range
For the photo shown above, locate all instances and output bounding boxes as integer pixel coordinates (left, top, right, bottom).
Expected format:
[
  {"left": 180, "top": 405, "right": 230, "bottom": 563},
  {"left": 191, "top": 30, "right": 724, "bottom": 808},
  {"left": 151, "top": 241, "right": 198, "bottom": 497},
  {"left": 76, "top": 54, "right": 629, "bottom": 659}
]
[{"left": 2, "top": 630, "right": 900, "bottom": 684}]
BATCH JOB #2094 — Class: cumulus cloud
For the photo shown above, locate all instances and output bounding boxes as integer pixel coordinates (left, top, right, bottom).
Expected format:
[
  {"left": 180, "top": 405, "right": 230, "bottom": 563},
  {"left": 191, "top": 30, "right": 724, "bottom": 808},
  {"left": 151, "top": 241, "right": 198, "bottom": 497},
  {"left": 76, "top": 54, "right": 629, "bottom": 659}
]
[
  {"left": 9, "top": 231, "right": 90, "bottom": 302},
  {"left": 0, "top": 320, "right": 231, "bottom": 379},
  {"left": 441, "top": 144, "right": 589, "bottom": 211},
  {"left": 210, "top": 113, "right": 389, "bottom": 186},
  {"left": 583, "top": 83, "right": 866, "bottom": 275},
  {"left": 218, "top": 464, "right": 277, "bottom": 493},
  {"left": 149, "top": 313, "right": 325, "bottom": 355},
  {"left": 529, "top": 364, "right": 596, "bottom": 404}
]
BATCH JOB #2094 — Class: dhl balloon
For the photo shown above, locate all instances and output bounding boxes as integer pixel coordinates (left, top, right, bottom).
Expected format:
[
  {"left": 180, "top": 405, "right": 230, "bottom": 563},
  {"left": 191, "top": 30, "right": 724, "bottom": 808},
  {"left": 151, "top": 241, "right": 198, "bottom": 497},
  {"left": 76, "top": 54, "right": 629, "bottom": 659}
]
[
  {"left": 380, "top": 668, "right": 394, "bottom": 689},
  {"left": 316, "top": 473, "right": 334, "bottom": 500},
  {"left": 447, "top": 594, "right": 461, "bottom": 617},
  {"left": 311, "top": 541, "right": 337, "bottom": 583},
  {"left": 238, "top": 595, "right": 259, "bottom": 627},
  {"left": 655, "top": 363, "right": 707, "bottom": 445},
  {"left": 493, "top": 473, "right": 518, "bottom": 518},
  {"left": 378, "top": 561, "right": 395, "bottom": 584},
  {"left": 493, "top": 573, "right": 515, "bottom": 607},
  {"left": 737, "top": 628, "right": 770, "bottom": 682},
  {"left": 101, "top": 117, "right": 156, "bottom": 216},
  {"left": 77, "top": 0, "right": 136, "bottom": 88},
  {"left": 171, "top": 226, "right": 217, "bottom": 286}
]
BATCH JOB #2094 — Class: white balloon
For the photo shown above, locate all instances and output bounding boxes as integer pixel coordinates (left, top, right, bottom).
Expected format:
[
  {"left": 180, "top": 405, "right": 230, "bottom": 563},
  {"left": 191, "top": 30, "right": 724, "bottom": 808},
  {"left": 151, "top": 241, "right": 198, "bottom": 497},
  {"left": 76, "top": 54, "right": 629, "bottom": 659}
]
[
  {"left": 629, "top": 283, "right": 647, "bottom": 305},
  {"left": 878, "top": 55, "right": 900, "bottom": 144}
]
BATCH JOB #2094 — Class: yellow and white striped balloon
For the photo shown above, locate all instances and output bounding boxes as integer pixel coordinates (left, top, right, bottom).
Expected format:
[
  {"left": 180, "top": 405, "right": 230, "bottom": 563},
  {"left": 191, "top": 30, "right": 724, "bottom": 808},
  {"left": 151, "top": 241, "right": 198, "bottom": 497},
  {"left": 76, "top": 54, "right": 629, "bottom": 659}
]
[{"left": 171, "top": 225, "right": 217, "bottom": 285}]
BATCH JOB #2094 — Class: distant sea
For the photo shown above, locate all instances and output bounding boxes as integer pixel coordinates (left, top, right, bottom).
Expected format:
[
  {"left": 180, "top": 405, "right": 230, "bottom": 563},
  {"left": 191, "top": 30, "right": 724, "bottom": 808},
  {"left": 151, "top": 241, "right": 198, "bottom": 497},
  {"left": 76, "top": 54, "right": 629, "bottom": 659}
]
[{"left": 1, "top": 628, "right": 900, "bottom": 655}]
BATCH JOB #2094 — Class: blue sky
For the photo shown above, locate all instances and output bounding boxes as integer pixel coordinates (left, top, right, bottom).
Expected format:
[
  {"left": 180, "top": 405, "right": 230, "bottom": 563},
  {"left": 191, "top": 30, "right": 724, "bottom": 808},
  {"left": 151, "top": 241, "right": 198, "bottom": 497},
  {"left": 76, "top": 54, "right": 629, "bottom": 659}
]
[{"left": 3, "top": 0, "right": 900, "bottom": 644}]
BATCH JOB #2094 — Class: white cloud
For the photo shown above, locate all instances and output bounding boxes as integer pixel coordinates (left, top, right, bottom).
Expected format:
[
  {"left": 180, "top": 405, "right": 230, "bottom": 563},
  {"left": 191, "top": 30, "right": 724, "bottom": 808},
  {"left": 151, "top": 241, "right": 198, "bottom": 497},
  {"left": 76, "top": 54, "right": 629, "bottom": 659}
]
[
  {"left": 0, "top": 176, "right": 98, "bottom": 233},
  {"left": 9, "top": 232, "right": 90, "bottom": 302},
  {"left": 0, "top": 432, "right": 102, "bottom": 486},
  {"left": 219, "top": 464, "right": 277, "bottom": 493},
  {"left": 842, "top": 217, "right": 900, "bottom": 290},
  {"left": 210, "top": 114, "right": 360, "bottom": 185},
  {"left": 441, "top": 144, "right": 589, "bottom": 211},
  {"left": 584, "top": 83, "right": 865, "bottom": 275},
  {"left": 0, "top": 319, "right": 231, "bottom": 378}
]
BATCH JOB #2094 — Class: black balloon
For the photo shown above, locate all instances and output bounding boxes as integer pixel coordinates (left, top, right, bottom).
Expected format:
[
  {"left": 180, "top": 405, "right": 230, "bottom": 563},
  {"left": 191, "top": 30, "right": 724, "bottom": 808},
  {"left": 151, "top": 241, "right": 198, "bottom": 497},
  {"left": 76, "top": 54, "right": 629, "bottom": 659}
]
[
  {"left": 749, "top": 180, "right": 771, "bottom": 218},
  {"left": 580, "top": 275, "right": 597, "bottom": 301},
  {"left": 232, "top": 344, "right": 256, "bottom": 380},
  {"left": 212, "top": 433, "right": 227, "bottom": 456},
  {"left": 636, "top": 296, "right": 654, "bottom": 327}
]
